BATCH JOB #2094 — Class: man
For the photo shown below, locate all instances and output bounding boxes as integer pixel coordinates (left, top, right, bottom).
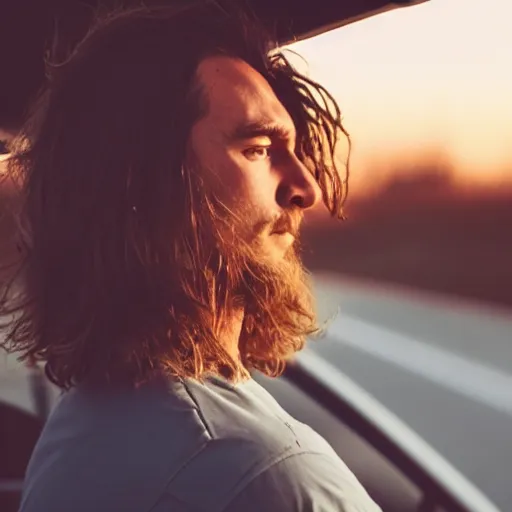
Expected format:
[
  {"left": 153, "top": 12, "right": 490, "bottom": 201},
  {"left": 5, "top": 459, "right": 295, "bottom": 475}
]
[{"left": 1, "top": 1, "right": 380, "bottom": 510}]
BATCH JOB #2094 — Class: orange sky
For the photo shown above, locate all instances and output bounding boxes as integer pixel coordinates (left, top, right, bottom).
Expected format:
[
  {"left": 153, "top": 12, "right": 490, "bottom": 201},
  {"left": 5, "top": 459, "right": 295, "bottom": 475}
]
[{"left": 289, "top": 0, "right": 512, "bottom": 194}]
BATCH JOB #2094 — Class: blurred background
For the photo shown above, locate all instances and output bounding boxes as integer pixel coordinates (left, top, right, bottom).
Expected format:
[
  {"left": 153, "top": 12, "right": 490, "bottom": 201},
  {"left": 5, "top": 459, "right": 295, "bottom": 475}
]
[
  {"left": 290, "top": 0, "right": 512, "bottom": 309},
  {"left": 285, "top": 3, "right": 512, "bottom": 506}
]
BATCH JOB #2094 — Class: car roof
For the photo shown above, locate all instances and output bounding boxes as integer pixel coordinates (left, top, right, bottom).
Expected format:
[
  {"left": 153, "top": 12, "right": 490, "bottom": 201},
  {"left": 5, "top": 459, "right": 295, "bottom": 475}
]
[
  {"left": 249, "top": 0, "right": 429, "bottom": 44},
  {"left": 3, "top": 0, "right": 429, "bottom": 46},
  {"left": 0, "top": 0, "right": 428, "bottom": 132}
]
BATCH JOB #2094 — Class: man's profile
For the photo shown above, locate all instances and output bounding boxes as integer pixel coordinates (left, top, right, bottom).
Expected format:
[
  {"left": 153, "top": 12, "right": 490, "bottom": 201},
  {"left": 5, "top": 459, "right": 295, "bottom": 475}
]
[{"left": 1, "top": 1, "right": 380, "bottom": 510}]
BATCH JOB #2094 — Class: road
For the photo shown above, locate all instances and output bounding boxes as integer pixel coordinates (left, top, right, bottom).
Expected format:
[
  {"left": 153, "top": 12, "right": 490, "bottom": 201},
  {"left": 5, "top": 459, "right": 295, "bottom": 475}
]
[{"left": 311, "top": 272, "right": 512, "bottom": 511}]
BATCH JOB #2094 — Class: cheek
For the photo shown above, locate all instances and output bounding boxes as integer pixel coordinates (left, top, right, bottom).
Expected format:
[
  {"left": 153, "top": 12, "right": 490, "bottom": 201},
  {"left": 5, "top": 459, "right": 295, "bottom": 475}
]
[
  {"left": 231, "top": 173, "right": 279, "bottom": 239},
  {"left": 221, "top": 178, "right": 277, "bottom": 246},
  {"left": 215, "top": 155, "right": 278, "bottom": 214},
  {"left": 192, "top": 140, "right": 278, "bottom": 237}
]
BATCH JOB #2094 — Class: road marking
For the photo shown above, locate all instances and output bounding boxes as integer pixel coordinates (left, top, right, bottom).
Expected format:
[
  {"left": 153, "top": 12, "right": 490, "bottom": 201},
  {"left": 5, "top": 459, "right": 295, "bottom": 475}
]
[{"left": 326, "top": 314, "right": 512, "bottom": 416}]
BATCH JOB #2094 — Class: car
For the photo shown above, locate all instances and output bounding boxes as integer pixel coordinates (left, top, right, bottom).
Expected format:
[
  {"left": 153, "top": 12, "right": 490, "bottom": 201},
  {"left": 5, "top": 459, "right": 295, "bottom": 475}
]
[{"left": 0, "top": 1, "right": 505, "bottom": 511}]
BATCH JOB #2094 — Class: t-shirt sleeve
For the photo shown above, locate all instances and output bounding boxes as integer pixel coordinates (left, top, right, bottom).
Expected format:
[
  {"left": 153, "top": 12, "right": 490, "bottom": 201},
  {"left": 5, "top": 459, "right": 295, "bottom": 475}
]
[{"left": 221, "top": 451, "right": 382, "bottom": 512}]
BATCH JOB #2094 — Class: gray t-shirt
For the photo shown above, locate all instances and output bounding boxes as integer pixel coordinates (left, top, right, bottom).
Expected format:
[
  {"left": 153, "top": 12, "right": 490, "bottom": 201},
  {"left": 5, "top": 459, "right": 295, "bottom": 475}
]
[{"left": 19, "top": 373, "right": 381, "bottom": 512}]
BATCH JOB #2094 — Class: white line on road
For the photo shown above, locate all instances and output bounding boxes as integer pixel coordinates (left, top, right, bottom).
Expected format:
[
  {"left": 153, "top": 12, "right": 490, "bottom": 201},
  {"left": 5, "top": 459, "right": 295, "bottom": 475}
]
[{"left": 326, "top": 314, "right": 512, "bottom": 416}]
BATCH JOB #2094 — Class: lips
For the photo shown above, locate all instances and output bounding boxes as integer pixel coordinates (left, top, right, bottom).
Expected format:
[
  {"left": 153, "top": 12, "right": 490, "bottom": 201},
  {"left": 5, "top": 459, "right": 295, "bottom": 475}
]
[{"left": 271, "top": 214, "right": 301, "bottom": 238}]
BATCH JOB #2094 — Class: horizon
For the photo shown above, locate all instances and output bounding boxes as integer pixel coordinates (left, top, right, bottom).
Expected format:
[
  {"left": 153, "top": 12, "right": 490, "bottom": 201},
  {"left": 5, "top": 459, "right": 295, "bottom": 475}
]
[{"left": 289, "top": 0, "right": 512, "bottom": 196}]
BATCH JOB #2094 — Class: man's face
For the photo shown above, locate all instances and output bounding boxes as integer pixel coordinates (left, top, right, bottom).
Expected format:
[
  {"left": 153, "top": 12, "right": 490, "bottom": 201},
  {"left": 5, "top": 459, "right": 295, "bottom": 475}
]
[{"left": 189, "top": 56, "right": 321, "bottom": 264}]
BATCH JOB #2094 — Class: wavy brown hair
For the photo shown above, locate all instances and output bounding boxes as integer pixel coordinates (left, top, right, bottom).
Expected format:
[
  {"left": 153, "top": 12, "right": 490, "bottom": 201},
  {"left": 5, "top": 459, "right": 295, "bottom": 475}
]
[{"left": 0, "top": 0, "right": 350, "bottom": 389}]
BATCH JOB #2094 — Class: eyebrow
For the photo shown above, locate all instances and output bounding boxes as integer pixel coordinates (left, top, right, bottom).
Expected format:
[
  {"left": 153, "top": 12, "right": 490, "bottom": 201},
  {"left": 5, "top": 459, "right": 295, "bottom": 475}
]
[{"left": 227, "top": 120, "right": 294, "bottom": 143}]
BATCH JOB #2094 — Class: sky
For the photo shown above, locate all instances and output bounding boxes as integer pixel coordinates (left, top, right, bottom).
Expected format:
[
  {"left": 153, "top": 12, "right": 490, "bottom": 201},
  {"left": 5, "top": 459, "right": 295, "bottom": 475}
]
[{"left": 289, "top": 0, "right": 512, "bottom": 194}]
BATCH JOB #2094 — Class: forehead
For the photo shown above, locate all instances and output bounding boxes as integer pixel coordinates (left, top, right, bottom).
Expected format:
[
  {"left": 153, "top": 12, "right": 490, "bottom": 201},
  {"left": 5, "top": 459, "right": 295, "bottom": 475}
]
[{"left": 195, "top": 56, "right": 295, "bottom": 139}]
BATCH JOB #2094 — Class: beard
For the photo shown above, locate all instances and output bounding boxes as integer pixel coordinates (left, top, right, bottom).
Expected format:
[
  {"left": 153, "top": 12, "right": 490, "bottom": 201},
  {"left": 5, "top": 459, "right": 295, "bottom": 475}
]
[
  {"left": 172, "top": 158, "right": 320, "bottom": 377},
  {"left": 237, "top": 240, "right": 318, "bottom": 370},
  {"left": 194, "top": 198, "right": 319, "bottom": 372}
]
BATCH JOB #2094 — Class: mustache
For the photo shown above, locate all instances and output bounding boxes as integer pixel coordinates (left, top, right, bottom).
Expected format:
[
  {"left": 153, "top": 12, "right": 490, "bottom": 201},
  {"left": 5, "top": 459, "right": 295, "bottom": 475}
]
[{"left": 270, "top": 210, "right": 303, "bottom": 237}]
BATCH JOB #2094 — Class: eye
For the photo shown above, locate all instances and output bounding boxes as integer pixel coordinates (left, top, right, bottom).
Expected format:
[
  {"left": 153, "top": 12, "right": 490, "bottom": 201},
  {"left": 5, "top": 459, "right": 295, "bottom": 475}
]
[{"left": 243, "top": 146, "right": 272, "bottom": 162}]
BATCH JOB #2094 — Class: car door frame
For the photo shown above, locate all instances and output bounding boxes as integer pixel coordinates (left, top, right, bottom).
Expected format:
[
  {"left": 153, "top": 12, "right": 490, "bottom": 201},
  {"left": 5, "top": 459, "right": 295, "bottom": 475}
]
[{"left": 281, "top": 349, "right": 501, "bottom": 512}]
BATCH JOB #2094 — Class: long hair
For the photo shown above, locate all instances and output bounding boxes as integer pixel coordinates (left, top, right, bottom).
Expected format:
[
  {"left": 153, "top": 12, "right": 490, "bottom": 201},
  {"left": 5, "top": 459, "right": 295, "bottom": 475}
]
[
  {"left": 0, "top": 0, "right": 102, "bottom": 133},
  {"left": 0, "top": 1, "right": 350, "bottom": 389}
]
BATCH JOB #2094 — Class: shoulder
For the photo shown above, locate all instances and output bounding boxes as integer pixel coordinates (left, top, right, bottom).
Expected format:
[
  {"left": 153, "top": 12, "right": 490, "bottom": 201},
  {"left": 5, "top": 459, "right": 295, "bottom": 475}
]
[
  {"left": 156, "top": 449, "right": 381, "bottom": 512},
  {"left": 156, "top": 378, "right": 381, "bottom": 512},
  {"left": 19, "top": 377, "right": 211, "bottom": 512},
  {"left": 230, "top": 451, "right": 382, "bottom": 511},
  {"left": 180, "top": 376, "right": 297, "bottom": 446}
]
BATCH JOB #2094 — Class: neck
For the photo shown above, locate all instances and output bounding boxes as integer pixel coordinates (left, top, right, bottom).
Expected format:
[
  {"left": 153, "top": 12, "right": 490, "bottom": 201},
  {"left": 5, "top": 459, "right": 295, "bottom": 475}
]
[{"left": 217, "top": 306, "right": 244, "bottom": 362}]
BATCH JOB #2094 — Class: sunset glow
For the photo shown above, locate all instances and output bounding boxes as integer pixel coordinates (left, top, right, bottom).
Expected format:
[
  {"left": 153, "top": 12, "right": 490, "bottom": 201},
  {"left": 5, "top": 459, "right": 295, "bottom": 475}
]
[{"left": 290, "top": 0, "right": 512, "bottom": 193}]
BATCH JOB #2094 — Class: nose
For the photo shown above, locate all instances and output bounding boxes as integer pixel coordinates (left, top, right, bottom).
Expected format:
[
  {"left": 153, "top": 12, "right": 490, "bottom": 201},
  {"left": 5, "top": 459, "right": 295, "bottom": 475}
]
[{"left": 276, "top": 156, "right": 322, "bottom": 210}]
